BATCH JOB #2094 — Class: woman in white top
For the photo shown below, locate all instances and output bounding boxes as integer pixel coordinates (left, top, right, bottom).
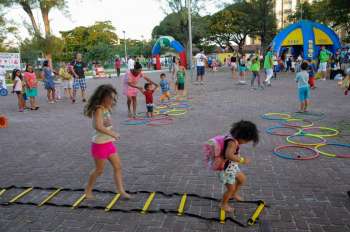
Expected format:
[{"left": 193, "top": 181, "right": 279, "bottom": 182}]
[{"left": 12, "top": 69, "right": 25, "bottom": 112}]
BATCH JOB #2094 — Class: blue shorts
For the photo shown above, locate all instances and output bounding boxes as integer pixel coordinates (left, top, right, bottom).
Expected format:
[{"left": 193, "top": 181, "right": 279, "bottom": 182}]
[
  {"left": 298, "top": 86, "right": 310, "bottom": 102},
  {"left": 197, "top": 66, "right": 205, "bottom": 76},
  {"left": 239, "top": 66, "right": 247, "bottom": 72},
  {"left": 73, "top": 78, "right": 87, "bottom": 90}
]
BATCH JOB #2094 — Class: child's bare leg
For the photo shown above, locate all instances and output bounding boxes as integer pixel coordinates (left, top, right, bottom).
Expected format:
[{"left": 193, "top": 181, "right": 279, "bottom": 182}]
[
  {"left": 127, "top": 97, "right": 132, "bottom": 117},
  {"left": 220, "top": 184, "right": 235, "bottom": 212},
  {"left": 85, "top": 159, "right": 106, "bottom": 199},
  {"left": 108, "top": 154, "right": 131, "bottom": 199},
  {"left": 231, "top": 172, "right": 246, "bottom": 201},
  {"left": 300, "top": 102, "right": 304, "bottom": 112},
  {"left": 304, "top": 100, "right": 308, "bottom": 112},
  {"left": 132, "top": 97, "right": 137, "bottom": 117}
]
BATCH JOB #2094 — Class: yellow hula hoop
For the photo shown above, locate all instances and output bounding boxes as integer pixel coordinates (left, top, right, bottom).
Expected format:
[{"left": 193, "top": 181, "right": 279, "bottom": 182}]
[
  {"left": 261, "top": 112, "right": 291, "bottom": 120},
  {"left": 167, "top": 109, "right": 187, "bottom": 116},
  {"left": 314, "top": 143, "right": 350, "bottom": 158},
  {"left": 282, "top": 118, "right": 314, "bottom": 128},
  {"left": 286, "top": 133, "right": 326, "bottom": 146},
  {"left": 301, "top": 127, "right": 339, "bottom": 138}
]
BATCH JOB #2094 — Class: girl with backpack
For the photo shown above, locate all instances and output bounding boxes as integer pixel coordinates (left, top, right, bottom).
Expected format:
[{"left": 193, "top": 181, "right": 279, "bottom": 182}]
[{"left": 204, "top": 121, "right": 259, "bottom": 213}]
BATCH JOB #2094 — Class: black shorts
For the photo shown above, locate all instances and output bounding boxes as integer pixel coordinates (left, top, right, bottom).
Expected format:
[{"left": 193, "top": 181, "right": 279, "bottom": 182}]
[
  {"left": 146, "top": 104, "right": 154, "bottom": 113},
  {"left": 15, "top": 91, "right": 22, "bottom": 95},
  {"left": 177, "top": 83, "right": 185, "bottom": 90}
]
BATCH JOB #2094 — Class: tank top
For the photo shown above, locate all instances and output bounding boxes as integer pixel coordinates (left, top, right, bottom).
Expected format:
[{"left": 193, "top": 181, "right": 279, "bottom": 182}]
[{"left": 92, "top": 107, "right": 115, "bottom": 144}]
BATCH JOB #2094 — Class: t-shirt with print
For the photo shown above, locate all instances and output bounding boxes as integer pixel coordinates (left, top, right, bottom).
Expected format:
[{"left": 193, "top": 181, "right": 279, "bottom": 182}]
[
  {"left": 24, "top": 72, "right": 37, "bottom": 88},
  {"left": 295, "top": 71, "right": 310, "bottom": 88},
  {"left": 70, "top": 60, "right": 86, "bottom": 78},
  {"left": 195, "top": 53, "right": 207, "bottom": 67},
  {"left": 160, "top": 79, "right": 170, "bottom": 93},
  {"left": 223, "top": 135, "right": 240, "bottom": 171},
  {"left": 144, "top": 90, "right": 154, "bottom": 104}
]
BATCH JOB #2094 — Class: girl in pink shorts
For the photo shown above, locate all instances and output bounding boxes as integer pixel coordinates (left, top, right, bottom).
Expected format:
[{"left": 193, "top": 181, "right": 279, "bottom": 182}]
[
  {"left": 84, "top": 84, "right": 131, "bottom": 199},
  {"left": 123, "top": 62, "right": 157, "bottom": 118}
]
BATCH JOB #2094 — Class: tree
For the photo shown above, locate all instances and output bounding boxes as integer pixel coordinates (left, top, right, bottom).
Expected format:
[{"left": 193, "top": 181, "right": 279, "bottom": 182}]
[
  {"left": 205, "top": 2, "right": 255, "bottom": 54},
  {"left": 287, "top": 1, "right": 317, "bottom": 23},
  {"left": 0, "top": 0, "right": 68, "bottom": 64},
  {"left": 246, "top": 0, "right": 277, "bottom": 53},
  {"left": 61, "top": 21, "right": 119, "bottom": 64}
]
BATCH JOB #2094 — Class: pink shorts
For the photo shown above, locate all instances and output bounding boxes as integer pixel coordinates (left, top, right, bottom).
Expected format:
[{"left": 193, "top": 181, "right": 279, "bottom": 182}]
[
  {"left": 91, "top": 142, "right": 117, "bottom": 160},
  {"left": 123, "top": 86, "right": 138, "bottom": 97}
]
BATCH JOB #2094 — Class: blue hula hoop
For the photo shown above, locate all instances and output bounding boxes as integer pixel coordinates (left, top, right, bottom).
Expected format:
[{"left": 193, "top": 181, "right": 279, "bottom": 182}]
[{"left": 266, "top": 126, "right": 302, "bottom": 136}]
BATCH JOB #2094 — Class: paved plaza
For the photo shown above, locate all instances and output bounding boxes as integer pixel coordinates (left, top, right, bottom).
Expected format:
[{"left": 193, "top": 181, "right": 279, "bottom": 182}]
[{"left": 0, "top": 70, "right": 349, "bottom": 232}]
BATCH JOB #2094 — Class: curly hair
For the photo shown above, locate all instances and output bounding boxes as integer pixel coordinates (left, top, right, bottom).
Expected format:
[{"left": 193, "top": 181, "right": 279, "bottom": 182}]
[
  {"left": 84, "top": 84, "right": 118, "bottom": 118},
  {"left": 230, "top": 120, "right": 259, "bottom": 146}
]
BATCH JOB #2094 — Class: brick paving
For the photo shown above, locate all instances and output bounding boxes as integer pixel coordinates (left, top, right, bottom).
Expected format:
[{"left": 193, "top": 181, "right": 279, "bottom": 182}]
[{"left": 0, "top": 69, "right": 349, "bottom": 232}]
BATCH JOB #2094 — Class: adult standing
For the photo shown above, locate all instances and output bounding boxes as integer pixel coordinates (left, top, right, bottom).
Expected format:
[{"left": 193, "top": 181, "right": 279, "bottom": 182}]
[
  {"left": 263, "top": 46, "right": 274, "bottom": 87},
  {"left": 70, "top": 53, "right": 87, "bottom": 103},
  {"left": 195, "top": 50, "right": 207, "bottom": 85},
  {"left": 318, "top": 46, "right": 332, "bottom": 80},
  {"left": 123, "top": 62, "right": 156, "bottom": 118},
  {"left": 127, "top": 56, "right": 135, "bottom": 71},
  {"left": 114, "top": 58, "right": 121, "bottom": 78}
]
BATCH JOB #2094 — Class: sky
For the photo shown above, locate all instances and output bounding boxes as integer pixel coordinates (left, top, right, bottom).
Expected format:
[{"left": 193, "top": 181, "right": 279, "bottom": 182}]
[{"left": 5, "top": 0, "right": 221, "bottom": 43}]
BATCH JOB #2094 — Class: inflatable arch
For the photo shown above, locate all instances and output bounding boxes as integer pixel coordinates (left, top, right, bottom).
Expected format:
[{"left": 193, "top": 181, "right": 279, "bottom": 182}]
[
  {"left": 151, "top": 36, "right": 187, "bottom": 70},
  {"left": 272, "top": 20, "right": 341, "bottom": 60}
]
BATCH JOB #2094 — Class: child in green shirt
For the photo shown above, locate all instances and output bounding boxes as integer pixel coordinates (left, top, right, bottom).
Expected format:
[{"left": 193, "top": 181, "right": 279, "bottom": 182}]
[
  {"left": 176, "top": 64, "right": 186, "bottom": 97},
  {"left": 250, "top": 57, "right": 263, "bottom": 90}
]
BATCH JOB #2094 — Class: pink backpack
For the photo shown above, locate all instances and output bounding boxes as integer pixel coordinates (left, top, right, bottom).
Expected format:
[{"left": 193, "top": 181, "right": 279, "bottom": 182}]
[{"left": 203, "top": 135, "right": 227, "bottom": 171}]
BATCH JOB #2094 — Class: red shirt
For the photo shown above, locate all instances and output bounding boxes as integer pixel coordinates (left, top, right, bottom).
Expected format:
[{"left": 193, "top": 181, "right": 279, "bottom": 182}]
[
  {"left": 144, "top": 90, "right": 154, "bottom": 104},
  {"left": 115, "top": 60, "right": 121, "bottom": 69}
]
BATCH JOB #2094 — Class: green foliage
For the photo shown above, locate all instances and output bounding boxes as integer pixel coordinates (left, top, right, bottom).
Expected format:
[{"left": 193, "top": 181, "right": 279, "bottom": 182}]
[{"left": 287, "top": 2, "right": 318, "bottom": 23}]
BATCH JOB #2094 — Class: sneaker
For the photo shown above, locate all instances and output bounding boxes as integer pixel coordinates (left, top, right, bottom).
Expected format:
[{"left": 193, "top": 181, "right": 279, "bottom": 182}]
[
  {"left": 345, "top": 90, "right": 349, "bottom": 96},
  {"left": 49, "top": 101, "right": 55, "bottom": 104},
  {"left": 82, "top": 99, "right": 86, "bottom": 103},
  {"left": 250, "top": 87, "right": 256, "bottom": 91},
  {"left": 18, "top": 109, "right": 24, "bottom": 112},
  {"left": 72, "top": 99, "right": 76, "bottom": 104}
]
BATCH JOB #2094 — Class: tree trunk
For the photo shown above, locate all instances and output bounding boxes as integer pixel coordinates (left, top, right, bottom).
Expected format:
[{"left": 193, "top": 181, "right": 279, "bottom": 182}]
[
  {"left": 40, "top": 2, "right": 52, "bottom": 67},
  {"left": 19, "top": 2, "right": 40, "bottom": 36}
]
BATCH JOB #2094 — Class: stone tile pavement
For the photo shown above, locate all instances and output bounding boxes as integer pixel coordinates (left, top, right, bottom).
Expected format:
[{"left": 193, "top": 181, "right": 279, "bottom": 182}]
[{"left": 0, "top": 69, "right": 349, "bottom": 232}]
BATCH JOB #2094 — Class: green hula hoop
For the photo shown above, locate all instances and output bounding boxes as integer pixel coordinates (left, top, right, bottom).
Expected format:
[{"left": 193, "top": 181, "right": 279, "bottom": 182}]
[
  {"left": 261, "top": 112, "right": 291, "bottom": 121},
  {"left": 286, "top": 134, "right": 326, "bottom": 146},
  {"left": 301, "top": 127, "right": 339, "bottom": 138}
]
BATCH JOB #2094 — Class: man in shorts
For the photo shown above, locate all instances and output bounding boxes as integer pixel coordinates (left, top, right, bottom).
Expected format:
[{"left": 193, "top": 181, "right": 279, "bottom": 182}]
[
  {"left": 70, "top": 53, "right": 87, "bottom": 103},
  {"left": 318, "top": 46, "right": 332, "bottom": 80},
  {"left": 195, "top": 51, "right": 207, "bottom": 85}
]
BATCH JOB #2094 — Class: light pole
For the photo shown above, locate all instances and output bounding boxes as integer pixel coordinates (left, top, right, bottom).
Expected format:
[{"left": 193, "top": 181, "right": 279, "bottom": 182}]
[
  {"left": 187, "top": 0, "right": 193, "bottom": 82},
  {"left": 123, "top": 30, "right": 127, "bottom": 64}
]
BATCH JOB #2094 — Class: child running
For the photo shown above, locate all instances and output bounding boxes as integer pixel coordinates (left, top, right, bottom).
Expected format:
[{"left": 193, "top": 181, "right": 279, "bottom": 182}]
[
  {"left": 159, "top": 73, "right": 171, "bottom": 102},
  {"left": 219, "top": 120, "right": 259, "bottom": 213},
  {"left": 138, "top": 82, "right": 159, "bottom": 118},
  {"left": 176, "top": 63, "right": 186, "bottom": 97},
  {"left": 23, "top": 64, "right": 39, "bottom": 110},
  {"left": 84, "top": 84, "right": 131, "bottom": 200},
  {"left": 250, "top": 56, "right": 263, "bottom": 90},
  {"left": 295, "top": 62, "right": 311, "bottom": 112},
  {"left": 12, "top": 69, "right": 25, "bottom": 112}
]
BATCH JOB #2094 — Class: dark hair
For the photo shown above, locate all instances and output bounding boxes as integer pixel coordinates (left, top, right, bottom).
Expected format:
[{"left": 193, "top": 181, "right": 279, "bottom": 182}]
[
  {"left": 84, "top": 84, "right": 118, "bottom": 118},
  {"left": 301, "top": 62, "right": 308, "bottom": 70},
  {"left": 12, "top": 69, "right": 22, "bottom": 81},
  {"left": 134, "top": 62, "right": 142, "bottom": 70},
  {"left": 144, "top": 83, "right": 151, "bottom": 89},
  {"left": 230, "top": 120, "right": 259, "bottom": 146},
  {"left": 160, "top": 73, "right": 166, "bottom": 77},
  {"left": 25, "top": 64, "right": 33, "bottom": 72},
  {"left": 43, "top": 60, "right": 49, "bottom": 67}
]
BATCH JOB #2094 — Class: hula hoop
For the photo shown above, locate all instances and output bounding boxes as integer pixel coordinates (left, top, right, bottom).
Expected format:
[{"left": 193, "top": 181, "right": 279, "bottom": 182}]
[
  {"left": 292, "top": 111, "right": 326, "bottom": 121},
  {"left": 173, "top": 104, "right": 191, "bottom": 109},
  {"left": 286, "top": 134, "right": 326, "bottom": 146},
  {"left": 122, "top": 118, "right": 149, "bottom": 126},
  {"left": 315, "top": 143, "right": 350, "bottom": 158},
  {"left": 266, "top": 126, "right": 302, "bottom": 136},
  {"left": 136, "top": 113, "right": 169, "bottom": 121},
  {"left": 0, "top": 88, "right": 8, "bottom": 96},
  {"left": 261, "top": 112, "right": 291, "bottom": 121},
  {"left": 167, "top": 109, "right": 187, "bottom": 116},
  {"left": 336, "top": 121, "right": 350, "bottom": 136},
  {"left": 281, "top": 118, "right": 314, "bottom": 128},
  {"left": 301, "top": 127, "right": 339, "bottom": 138},
  {"left": 273, "top": 145, "right": 320, "bottom": 160},
  {"left": 156, "top": 104, "right": 169, "bottom": 109},
  {"left": 147, "top": 118, "right": 173, "bottom": 126}
]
